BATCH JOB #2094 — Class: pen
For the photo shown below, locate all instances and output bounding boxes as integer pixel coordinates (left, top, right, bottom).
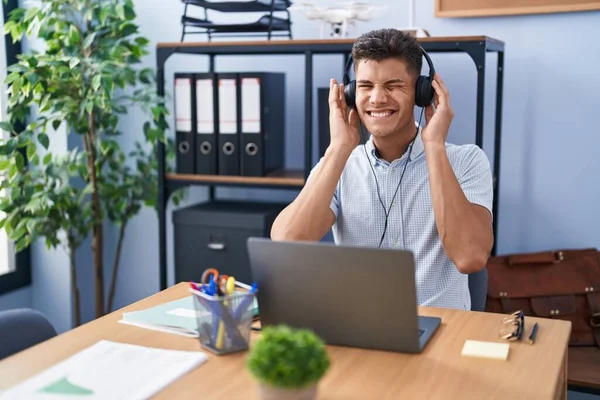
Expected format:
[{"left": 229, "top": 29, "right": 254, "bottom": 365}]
[{"left": 529, "top": 322, "right": 538, "bottom": 344}]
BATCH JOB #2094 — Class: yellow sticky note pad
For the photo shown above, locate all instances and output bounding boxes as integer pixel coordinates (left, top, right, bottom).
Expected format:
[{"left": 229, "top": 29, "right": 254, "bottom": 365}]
[{"left": 461, "top": 340, "right": 509, "bottom": 361}]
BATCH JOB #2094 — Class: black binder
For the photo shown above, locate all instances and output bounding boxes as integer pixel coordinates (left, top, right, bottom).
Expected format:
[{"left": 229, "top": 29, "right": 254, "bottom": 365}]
[
  {"left": 239, "top": 72, "right": 285, "bottom": 177},
  {"left": 174, "top": 73, "right": 196, "bottom": 173},
  {"left": 216, "top": 73, "right": 240, "bottom": 176},
  {"left": 194, "top": 73, "right": 218, "bottom": 175}
]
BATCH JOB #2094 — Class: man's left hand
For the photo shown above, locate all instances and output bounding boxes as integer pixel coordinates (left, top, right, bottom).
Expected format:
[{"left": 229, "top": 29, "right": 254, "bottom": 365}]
[{"left": 422, "top": 73, "right": 454, "bottom": 145}]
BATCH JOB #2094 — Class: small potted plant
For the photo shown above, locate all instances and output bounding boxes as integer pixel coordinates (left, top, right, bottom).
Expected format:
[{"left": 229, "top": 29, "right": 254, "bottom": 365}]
[{"left": 247, "top": 325, "right": 331, "bottom": 400}]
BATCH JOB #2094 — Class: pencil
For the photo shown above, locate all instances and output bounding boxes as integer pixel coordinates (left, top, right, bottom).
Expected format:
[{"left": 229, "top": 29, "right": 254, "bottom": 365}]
[{"left": 529, "top": 322, "right": 538, "bottom": 344}]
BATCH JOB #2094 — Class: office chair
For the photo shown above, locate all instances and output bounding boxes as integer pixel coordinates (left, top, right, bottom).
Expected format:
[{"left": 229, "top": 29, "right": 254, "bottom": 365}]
[
  {"left": 468, "top": 268, "right": 488, "bottom": 311},
  {"left": 0, "top": 308, "right": 57, "bottom": 361}
]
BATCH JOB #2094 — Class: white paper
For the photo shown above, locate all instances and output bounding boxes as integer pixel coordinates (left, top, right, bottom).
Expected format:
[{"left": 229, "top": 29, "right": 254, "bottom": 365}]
[
  {"left": 117, "top": 319, "right": 199, "bottom": 338},
  {"left": 0, "top": 340, "right": 209, "bottom": 399},
  {"left": 166, "top": 308, "right": 205, "bottom": 319}
]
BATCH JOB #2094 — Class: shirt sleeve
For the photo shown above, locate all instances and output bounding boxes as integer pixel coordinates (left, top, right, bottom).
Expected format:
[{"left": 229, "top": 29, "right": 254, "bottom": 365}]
[
  {"left": 458, "top": 145, "right": 494, "bottom": 218},
  {"left": 306, "top": 158, "right": 340, "bottom": 219}
]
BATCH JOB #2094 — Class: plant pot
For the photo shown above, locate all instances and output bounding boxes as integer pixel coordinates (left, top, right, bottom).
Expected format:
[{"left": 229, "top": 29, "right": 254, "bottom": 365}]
[{"left": 258, "top": 382, "right": 318, "bottom": 400}]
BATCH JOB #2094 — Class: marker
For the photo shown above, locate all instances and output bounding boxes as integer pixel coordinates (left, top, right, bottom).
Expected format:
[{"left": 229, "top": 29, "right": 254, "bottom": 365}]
[{"left": 528, "top": 322, "right": 538, "bottom": 344}]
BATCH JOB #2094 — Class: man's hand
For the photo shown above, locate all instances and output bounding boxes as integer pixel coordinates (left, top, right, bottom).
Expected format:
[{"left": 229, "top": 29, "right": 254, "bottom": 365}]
[
  {"left": 422, "top": 73, "right": 454, "bottom": 145},
  {"left": 329, "top": 78, "right": 360, "bottom": 152}
]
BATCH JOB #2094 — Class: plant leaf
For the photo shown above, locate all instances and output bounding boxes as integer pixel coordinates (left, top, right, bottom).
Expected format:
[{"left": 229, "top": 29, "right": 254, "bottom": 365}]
[
  {"left": 38, "top": 133, "right": 50, "bottom": 150},
  {"left": 0, "top": 121, "right": 13, "bottom": 132}
]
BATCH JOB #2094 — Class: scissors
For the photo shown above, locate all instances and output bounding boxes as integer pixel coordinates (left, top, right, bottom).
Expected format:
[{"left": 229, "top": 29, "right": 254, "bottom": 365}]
[{"left": 200, "top": 268, "right": 233, "bottom": 296}]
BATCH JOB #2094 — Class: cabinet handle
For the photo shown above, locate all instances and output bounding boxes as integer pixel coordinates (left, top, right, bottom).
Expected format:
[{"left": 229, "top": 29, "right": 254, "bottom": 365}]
[{"left": 207, "top": 243, "right": 225, "bottom": 251}]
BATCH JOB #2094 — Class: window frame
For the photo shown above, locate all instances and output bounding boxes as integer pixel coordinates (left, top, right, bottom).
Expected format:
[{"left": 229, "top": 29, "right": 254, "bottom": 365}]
[{"left": 0, "top": 0, "right": 31, "bottom": 295}]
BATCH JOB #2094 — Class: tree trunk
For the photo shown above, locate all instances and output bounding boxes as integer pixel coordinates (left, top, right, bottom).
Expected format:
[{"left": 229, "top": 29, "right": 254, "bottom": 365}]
[
  {"left": 68, "top": 234, "right": 81, "bottom": 328},
  {"left": 84, "top": 113, "right": 104, "bottom": 319},
  {"left": 107, "top": 218, "right": 128, "bottom": 313}
]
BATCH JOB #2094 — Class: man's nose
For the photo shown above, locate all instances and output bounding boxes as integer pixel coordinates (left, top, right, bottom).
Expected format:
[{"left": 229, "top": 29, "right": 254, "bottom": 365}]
[{"left": 369, "top": 86, "right": 387, "bottom": 104}]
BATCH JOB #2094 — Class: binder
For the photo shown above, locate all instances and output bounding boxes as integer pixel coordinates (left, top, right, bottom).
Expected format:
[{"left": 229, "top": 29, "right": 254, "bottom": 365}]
[
  {"left": 217, "top": 73, "right": 240, "bottom": 176},
  {"left": 174, "top": 73, "right": 195, "bottom": 174},
  {"left": 195, "top": 73, "right": 217, "bottom": 175},
  {"left": 239, "top": 72, "right": 285, "bottom": 177},
  {"left": 317, "top": 87, "right": 330, "bottom": 159}
]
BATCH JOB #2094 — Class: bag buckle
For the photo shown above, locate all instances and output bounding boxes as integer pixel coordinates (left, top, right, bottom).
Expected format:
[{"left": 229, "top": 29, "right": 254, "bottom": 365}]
[{"left": 591, "top": 313, "right": 600, "bottom": 328}]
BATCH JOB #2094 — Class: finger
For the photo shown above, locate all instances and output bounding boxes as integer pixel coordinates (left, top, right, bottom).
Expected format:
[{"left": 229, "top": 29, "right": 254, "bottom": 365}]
[
  {"left": 348, "top": 107, "right": 359, "bottom": 126},
  {"left": 432, "top": 81, "right": 446, "bottom": 107},
  {"left": 424, "top": 104, "right": 435, "bottom": 121},
  {"left": 432, "top": 78, "right": 449, "bottom": 100},
  {"left": 339, "top": 82, "right": 348, "bottom": 108},
  {"left": 329, "top": 78, "right": 339, "bottom": 108}
]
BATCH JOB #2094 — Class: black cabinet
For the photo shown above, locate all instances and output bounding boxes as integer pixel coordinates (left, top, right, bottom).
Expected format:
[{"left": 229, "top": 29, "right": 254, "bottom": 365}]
[{"left": 173, "top": 200, "right": 287, "bottom": 285}]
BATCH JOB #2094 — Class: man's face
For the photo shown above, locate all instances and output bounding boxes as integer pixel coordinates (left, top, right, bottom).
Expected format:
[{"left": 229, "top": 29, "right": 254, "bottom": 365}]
[{"left": 354, "top": 57, "right": 416, "bottom": 138}]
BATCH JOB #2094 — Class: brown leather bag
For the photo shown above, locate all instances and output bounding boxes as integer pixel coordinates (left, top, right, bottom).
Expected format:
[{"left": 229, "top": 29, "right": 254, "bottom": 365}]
[{"left": 485, "top": 248, "right": 600, "bottom": 347}]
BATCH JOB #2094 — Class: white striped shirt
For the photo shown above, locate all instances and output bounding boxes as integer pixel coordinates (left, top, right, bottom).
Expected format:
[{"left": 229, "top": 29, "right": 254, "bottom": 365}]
[{"left": 310, "top": 125, "right": 493, "bottom": 310}]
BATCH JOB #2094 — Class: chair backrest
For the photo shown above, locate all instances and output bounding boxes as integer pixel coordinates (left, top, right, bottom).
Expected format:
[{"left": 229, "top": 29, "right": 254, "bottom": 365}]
[
  {"left": 0, "top": 308, "right": 57, "bottom": 361},
  {"left": 468, "top": 268, "right": 488, "bottom": 311}
]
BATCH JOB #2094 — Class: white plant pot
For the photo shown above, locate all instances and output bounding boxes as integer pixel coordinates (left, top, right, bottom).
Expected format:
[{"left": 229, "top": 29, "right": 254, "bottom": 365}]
[{"left": 258, "top": 382, "right": 318, "bottom": 400}]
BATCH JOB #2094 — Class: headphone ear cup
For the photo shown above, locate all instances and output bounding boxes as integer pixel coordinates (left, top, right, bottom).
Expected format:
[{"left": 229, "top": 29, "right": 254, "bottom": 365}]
[
  {"left": 344, "top": 80, "right": 356, "bottom": 109},
  {"left": 415, "top": 76, "right": 433, "bottom": 108}
]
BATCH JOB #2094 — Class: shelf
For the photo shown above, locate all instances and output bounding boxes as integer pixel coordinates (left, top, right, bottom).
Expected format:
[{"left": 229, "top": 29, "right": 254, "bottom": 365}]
[
  {"left": 166, "top": 169, "right": 305, "bottom": 188},
  {"left": 157, "top": 36, "right": 505, "bottom": 54}
]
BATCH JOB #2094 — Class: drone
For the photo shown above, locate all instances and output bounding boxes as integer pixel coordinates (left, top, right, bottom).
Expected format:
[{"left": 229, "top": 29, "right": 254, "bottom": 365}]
[{"left": 289, "top": 2, "right": 387, "bottom": 38}]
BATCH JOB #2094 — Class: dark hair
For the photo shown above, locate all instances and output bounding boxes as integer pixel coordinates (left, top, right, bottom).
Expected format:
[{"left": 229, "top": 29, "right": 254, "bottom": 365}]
[{"left": 351, "top": 29, "right": 423, "bottom": 78}]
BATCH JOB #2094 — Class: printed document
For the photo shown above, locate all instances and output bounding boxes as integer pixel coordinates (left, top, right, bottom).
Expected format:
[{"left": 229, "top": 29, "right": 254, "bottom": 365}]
[{"left": 0, "top": 340, "right": 209, "bottom": 399}]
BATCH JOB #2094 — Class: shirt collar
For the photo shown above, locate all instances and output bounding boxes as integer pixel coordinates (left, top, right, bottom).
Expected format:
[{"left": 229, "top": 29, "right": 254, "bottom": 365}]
[{"left": 364, "top": 121, "right": 425, "bottom": 166}]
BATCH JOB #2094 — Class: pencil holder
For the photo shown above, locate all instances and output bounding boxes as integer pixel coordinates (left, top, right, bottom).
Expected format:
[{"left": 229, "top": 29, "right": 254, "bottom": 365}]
[{"left": 190, "top": 288, "right": 256, "bottom": 355}]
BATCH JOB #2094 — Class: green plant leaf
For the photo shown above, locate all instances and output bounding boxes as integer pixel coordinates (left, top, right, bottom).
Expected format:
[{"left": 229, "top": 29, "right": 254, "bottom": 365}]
[
  {"left": 15, "top": 152, "right": 24, "bottom": 170},
  {"left": 0, "top": 121, "right": 13, "bottom": 132},
  {"left": 83, "top": 32, "right": 96, "bottom": 49},
  {"left": 69, "top": 57, "right": 80, "bottom": 69},
  {"left": 27, "top": 142, "right": 36, "bottom": 159},
  {"left": 92, "top": 74, "right": 101, "bottom": 91},
  {"left": 68, "top": 24, "right": 80, "bottom": 45},
  {"left": 38, "top": 133, "right": 50, "bottom": 149},
  {"left": 116, "top": 4, "right": 125, "bottom": 19}
]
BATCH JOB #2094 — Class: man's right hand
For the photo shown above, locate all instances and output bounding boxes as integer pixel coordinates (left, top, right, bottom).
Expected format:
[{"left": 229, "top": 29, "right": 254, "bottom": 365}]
[{"left": 329, "top": 78, "right": 360, "bottom": 153}]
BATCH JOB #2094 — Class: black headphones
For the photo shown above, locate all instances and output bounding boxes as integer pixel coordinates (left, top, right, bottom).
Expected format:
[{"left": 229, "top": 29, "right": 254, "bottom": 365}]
[{"left": 343, "top": 45, "right": 436, "bottom": 109}]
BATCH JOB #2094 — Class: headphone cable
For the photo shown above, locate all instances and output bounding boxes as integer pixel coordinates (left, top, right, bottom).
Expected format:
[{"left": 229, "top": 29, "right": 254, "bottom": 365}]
[{"left": 363, "top": 106, "right": 425, "bottom": 248}]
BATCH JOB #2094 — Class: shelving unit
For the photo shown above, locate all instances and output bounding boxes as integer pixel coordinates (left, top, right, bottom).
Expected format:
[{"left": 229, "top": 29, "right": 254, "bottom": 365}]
[
  {"left": 155, "top": 36, "right": 506, "bottom": 291},
  {"left": 179, "top": 0, "right": 293, "bottom": 41}
]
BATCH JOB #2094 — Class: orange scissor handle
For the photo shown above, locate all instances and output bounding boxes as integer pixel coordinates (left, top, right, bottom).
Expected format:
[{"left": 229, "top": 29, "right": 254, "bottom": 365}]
[{"left": 201, "top": 268, "right": 219, "bottom": 285}]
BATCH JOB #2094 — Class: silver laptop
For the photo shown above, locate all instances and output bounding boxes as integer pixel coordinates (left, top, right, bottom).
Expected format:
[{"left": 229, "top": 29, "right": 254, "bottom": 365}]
[{"left": 246, "top": 237, "right": 441, "bottom": 353}]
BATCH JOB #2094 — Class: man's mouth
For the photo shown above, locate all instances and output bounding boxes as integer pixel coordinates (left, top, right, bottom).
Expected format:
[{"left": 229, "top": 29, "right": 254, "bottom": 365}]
[{"left": 367, "top": 110, "right": 396, "bottom": 119}]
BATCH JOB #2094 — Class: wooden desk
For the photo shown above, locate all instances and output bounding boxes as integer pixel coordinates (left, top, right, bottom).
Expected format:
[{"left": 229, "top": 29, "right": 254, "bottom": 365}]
[{"left": 0, "top": 283, "right": 571, "bottom": 399}]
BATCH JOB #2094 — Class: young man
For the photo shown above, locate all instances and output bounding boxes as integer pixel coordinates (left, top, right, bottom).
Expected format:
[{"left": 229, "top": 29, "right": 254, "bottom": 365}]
[{"left": 270, "top": 28, "right": 494, "bottom": 310}]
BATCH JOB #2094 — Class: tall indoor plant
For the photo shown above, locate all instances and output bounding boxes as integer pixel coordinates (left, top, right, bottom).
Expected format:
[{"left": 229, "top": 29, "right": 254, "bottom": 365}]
[{"left": 0, "top": 0, "right": 180, "bottom": 324}]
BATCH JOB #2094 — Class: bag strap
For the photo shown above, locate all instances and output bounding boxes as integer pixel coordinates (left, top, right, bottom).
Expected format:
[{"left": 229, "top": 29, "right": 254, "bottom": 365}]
[
  {"left": 508, "top": 251, "right": 564, "bottom": 265},
  {"left": 587, "top": 291, "right": 600, "bottom": 348}
]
